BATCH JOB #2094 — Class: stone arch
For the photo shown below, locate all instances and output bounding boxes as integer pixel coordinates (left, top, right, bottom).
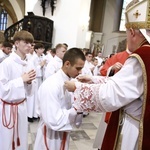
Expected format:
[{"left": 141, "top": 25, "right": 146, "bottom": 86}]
[
  {"left": 0, "top": 31, "right": 4, "bottom": 43},
  {"left": 0, "top": 0, "right": 25, "bottom": 23}
]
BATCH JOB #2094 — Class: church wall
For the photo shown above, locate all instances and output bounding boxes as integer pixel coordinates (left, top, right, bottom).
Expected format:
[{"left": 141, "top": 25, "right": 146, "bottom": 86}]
[
  {"left": 9, "top": 0, "right": 24, "bottom": 20},
  {"left": 76, "top": 0, "right": 91, "bottom": 48},
  {"left": 7, "top": 15, "right": 13, "bottom": 28},
  {"left": 7, "top": 0, "right": 127, "bottom": 54},
  {"left": 101, "top": 0, "right": 126, "bottom": 57},
  {"left": 25, "top": 0, "right": 91, "bottom": 48}
]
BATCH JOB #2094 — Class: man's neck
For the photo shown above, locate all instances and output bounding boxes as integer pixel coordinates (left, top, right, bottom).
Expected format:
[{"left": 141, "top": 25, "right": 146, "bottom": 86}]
[{"left": 15, "top": 50, "right": 26, "bottom": 60}]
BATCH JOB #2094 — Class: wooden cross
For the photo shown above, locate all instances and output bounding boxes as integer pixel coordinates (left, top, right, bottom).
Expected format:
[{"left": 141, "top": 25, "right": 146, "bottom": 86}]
[{"left": 133, "top": 10, "right": 141, "bottom": 18}]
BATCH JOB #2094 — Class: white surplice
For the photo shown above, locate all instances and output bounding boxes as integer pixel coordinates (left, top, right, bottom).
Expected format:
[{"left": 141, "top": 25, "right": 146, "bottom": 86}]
[
  {"left": 0, "top": 49, "right": 9, "bottom": 63},
  {"left": 45, "top": 52, "right": 54, "bottom": 64},
  {"left": 34, "top": 69, "right": 82, "bottom": 150},
  {"left": 0, "top": 52, "right": 35, "bottom": 150},
  {"left": 26, "top": 52, "right": 36, "bottom": 118},
  {"left": 73, "top": 56, "right": 143, "bottom": 150},
  {"left": 81, "top": 60, "right": 94, "bottom": 76},
  {"left": 95, "top": 56, "right": 103, "bottom": 65},
  {"left": 30, "top": 53, "right": 45, "bottom": 118},
  {"left": 93, "top": 113, "right": 107, "bottom": 149},
  {"left": 44, "top": 55, "right": 62, "bottom": 79}
]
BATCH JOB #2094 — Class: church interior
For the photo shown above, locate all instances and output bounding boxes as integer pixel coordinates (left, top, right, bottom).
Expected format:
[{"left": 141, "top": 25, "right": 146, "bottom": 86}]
[
  {"left": 0, "top": 0, "right": 128, "bottom": 57},
  {"left": 0, "top": 0, "right": 130, "bottom": 150}
]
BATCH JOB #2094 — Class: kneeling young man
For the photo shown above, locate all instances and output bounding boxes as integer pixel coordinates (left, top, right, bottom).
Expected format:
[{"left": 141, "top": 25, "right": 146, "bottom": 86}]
[{"left": 34, "top": 48, "right": 85, "bottom": 150}]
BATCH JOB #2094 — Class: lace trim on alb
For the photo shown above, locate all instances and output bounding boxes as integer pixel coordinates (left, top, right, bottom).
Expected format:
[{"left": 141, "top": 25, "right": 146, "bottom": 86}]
[{"left": 73, "top": 83, "right": 104, "bottom": 112}]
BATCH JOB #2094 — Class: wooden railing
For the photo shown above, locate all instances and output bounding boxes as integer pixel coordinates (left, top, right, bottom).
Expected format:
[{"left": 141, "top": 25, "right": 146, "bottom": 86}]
[
  {"left": 4, "top": 13, "right": 53, "bottom": 49},
  {"left": 4, "top": 19, "right": 24, "bottom": 41}
]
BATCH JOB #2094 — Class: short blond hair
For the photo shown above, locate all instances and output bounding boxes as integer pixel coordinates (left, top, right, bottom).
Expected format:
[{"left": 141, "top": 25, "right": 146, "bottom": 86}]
[{"left": 55, "top": 43, "right": 67, "bottom": 51}]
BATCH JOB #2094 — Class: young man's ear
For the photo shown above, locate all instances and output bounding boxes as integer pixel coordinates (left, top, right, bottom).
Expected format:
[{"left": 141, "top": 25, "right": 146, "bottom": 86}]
[
  {"left": 64, "top": 60, "right": 70, "bottom": 67},
  {"left": 14, "top": 41, "right": 19, "bottom": 47}
]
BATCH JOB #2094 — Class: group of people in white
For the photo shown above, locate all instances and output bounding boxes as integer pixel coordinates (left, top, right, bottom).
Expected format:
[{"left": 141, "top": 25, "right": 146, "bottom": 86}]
[
  {"left": 0, "top": 27, "right": 134, "bottom": 150},
  {"left": 0, "top": 30, "right": 109, "bottom": 150},
  {"left": 2, "top": 0, "right": 150, "bottom": 149}
]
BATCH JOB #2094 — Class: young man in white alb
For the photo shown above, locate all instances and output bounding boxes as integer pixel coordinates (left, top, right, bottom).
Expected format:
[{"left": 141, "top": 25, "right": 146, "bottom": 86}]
[
  {"left": 0, "top": 41, "right": 12, "bottom": 63},
  {"left": 0, "top": 30, "right": 36, "bottom": 150},
  {"left": 34, "top": 48, "right": 85, "bottom": 150},
  {"left": 44, "top": 43, "right": 66, "bottom": 79}
]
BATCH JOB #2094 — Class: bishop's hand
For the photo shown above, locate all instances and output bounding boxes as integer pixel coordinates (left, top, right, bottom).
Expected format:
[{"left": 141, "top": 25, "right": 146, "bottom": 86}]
[
  {"left": 64, "top": 81, "right": 76, "bottom": 92},
  {"left": 76, "top": 75, "right": 92, "bottom": 83}
]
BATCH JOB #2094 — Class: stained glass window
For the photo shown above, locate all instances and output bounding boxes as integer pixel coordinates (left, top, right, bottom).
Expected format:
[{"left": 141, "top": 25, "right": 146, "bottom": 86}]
[{"left": 0, "top": 8, "right": 7, "bottom": 31}]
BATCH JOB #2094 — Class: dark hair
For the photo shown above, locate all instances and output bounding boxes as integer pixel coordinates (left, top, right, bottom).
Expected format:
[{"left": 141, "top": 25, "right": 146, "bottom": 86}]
[
  {"left": 63, "top": 48, "right": 86, "bottom": 65},
  {"left": 2, "top": 42, "right": 12, "bottom": 48},
  {"left": 51, "top": 48, "right": 56, "bottom": 54},
  {"left": 34, "top": 43, "right": 44, "bottom": 50},
  {"left": 92, "top": 57, "right": 98, "bottom": 62},
  {"left": 13, "top": 30, "right": 34, "bottom": 43},
  {"left": 82, "top": 48, "right": 89, "bottom": 54},
  {"left": 63, "top": 43, "right": 68, "bottom": 48},
  {"left": 85, "top": 51, "right": 92, "bottom": 56}
]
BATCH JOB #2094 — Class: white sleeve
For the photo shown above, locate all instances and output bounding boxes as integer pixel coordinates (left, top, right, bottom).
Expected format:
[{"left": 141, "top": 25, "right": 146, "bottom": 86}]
[
  {"left": 38, "top": 81, "right": 77, "bottom": 131},
  {"left": 0, "top": 63, "right": 26, "bottom": 102},
  {"left": 74, "top": 113, "right": 83, "bottom": 128},
  {"left": 44, "top": 61, "right": 56, "bottom": 79},
  {"left": 73, "top": 57, "right": 143, "bottom": 112},
  {"left": 24, "top": 79, "right": 36, "bottom": 96}
]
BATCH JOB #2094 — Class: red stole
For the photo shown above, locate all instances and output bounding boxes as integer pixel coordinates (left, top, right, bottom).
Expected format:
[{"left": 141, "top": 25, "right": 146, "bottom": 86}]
[
  {"left": 133, "top": 45, "right": 150, "bottom": 149},
  {"left": 101, "top": 110, "right": 120, "bottom": 150},
  {"left": 101, "top": 45, "right": 150, "bottom": 149}
]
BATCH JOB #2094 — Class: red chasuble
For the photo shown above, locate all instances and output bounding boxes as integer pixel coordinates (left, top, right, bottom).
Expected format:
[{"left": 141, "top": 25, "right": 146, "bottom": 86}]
[
  {"left": 100, "top": 50, "right": 129, "bottom": 76},
  {"left": 101, "top": 45, "right": 150, "bottom": 150}
]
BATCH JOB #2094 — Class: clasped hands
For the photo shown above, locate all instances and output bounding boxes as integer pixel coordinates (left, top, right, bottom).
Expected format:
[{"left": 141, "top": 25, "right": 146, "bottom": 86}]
[{"left": 21, "top": 69, "right": 36, "bottom": 84}]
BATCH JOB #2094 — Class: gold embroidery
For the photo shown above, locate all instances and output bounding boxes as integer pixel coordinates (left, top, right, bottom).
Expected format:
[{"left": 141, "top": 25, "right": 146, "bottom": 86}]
[
  {"left": 125, "top": 112, "right": 140, "bottom": 122},
  {"left": 130, "top": 53, "right": 147, "bottom": 150},
  {"left": 113, "top": 109, "right": 124, "bottom": 150},
  {"left": 125, "top": 0, "right": 150, "bottom": 29},
  {"left": 116, "top": 134, "right": 123, "bottom": 150},
  {"left": 125, "top": 22, "right": 150, "bottom": 29},
  {"left": 133, "top": 10, "right": 141, "bottom": 18}
]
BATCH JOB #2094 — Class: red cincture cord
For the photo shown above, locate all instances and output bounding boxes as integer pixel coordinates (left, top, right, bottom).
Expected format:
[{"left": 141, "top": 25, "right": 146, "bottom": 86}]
[
  {"left": 44, "top": 125, "right": 67, "bottom": 150},
  {"left": 1, "top": 99, "right": 26, "bottom": 150}
]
